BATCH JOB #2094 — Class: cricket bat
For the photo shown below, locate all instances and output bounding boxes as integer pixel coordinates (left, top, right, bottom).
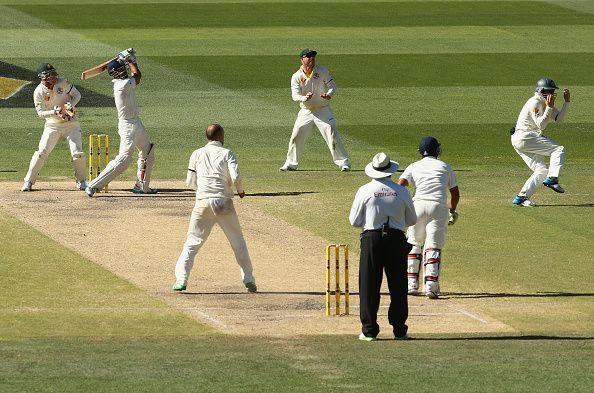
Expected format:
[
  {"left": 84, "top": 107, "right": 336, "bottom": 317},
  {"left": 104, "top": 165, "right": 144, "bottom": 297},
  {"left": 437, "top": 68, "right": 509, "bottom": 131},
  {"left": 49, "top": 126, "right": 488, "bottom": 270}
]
[{"left": 81, "top": 57, "right": 117, "bottom": 80}]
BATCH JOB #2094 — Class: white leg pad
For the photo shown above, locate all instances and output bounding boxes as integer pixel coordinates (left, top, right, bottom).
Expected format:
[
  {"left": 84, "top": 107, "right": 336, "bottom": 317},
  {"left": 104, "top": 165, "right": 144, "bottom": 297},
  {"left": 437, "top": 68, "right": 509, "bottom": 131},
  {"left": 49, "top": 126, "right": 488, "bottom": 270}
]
[{"left": 423, "top": 248, "right": 441, "bottom": 283}]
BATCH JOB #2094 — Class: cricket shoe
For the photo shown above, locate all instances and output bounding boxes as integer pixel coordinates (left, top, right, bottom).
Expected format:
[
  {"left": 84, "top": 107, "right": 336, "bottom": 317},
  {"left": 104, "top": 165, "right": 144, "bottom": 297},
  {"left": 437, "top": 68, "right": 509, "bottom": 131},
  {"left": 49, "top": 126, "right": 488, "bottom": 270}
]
[
  {"left": 132, "top": 184, "right": 157, "bottom": 194},
  {"left": 394, "top": 334, "right": 410, "bottom": 341},
  {"left": 76, "top": 180, "right": 87, "bottom": 191},
  {"left": 425, "top": 281, "right": 440, "bottom": 299},
  {"left": 340, "top": 165, "right": 351, "bottom": 172},
  {"left": 245, "top": 282, "right": 258, "bottom": 293},
  {"left": 512, "top": 195, "right": 535, "bottom": 207},
  {"left": 85, "top": 186, "right": 96, "bottom": 197},
  {"left": 172, "top": 283, "right": 187, "bottom": 292},
  {"left": 279, "top": 164, "right": 297, "bottom": 172},
  {"left": 21, "top": 181, "right": 33, "bottom": 192},
  {"left": 407, "top": 277, "right": 420, "bottom": 295},
  {"left": 358, "top": 333, "right": 377, "bottom": 342},
  {"left": 543, "top": 177, "right": 565, "bottom": 193}
]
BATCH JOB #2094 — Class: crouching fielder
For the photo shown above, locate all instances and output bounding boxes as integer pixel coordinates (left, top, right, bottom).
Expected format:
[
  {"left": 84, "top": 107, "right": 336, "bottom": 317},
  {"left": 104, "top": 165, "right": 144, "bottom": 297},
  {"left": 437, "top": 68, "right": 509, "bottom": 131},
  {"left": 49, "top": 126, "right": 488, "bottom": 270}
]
[
  {"left": 85, "top": 49, "right": 155, "bottom": 196},
  {"left": 22, "top": 63, "right": 87, "bottom": 192},
  {"left": 173, "top": 124, "right": 257, "bottom": 293},
  {"left": 398, "top": 137, "right": 459, "bottom": 299}
]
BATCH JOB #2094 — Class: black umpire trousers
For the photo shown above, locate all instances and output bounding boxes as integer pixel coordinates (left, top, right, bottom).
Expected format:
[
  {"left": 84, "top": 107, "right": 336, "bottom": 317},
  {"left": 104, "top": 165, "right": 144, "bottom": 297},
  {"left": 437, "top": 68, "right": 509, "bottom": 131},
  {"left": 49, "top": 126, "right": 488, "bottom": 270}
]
[{"left": 359, "top": 229, "right": 412, "bottom": 338}]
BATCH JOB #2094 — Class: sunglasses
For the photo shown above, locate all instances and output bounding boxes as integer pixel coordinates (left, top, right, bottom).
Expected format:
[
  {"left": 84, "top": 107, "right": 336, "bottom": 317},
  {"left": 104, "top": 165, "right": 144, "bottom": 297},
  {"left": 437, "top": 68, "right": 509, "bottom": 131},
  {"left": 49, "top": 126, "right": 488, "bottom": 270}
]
[{"left": 301, "top": 53, "right": 316, "bottom": 59}]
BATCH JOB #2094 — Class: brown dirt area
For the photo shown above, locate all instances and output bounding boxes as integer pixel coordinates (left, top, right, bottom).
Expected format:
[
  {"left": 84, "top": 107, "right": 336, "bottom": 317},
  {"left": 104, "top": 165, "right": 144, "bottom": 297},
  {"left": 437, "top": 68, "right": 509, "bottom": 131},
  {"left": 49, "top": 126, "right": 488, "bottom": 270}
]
[{"left": 1, "top": 181, "right": 515, "bottom": 338}]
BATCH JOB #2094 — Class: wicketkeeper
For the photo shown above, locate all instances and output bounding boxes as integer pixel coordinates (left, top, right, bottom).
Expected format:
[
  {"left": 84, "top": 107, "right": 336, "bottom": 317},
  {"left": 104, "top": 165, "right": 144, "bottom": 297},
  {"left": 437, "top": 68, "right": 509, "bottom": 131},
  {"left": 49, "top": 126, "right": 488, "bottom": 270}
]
[{"left": 22, "top": 63, "right": 86, "bottom": 192}]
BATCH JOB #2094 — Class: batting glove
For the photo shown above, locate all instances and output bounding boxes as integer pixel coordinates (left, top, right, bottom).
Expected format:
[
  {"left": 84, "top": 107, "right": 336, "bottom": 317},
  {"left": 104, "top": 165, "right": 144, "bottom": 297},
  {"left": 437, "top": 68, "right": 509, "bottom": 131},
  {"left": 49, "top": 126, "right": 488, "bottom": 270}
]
[{"left": 448, "top": 210, "right": 459, "bottom": 225}]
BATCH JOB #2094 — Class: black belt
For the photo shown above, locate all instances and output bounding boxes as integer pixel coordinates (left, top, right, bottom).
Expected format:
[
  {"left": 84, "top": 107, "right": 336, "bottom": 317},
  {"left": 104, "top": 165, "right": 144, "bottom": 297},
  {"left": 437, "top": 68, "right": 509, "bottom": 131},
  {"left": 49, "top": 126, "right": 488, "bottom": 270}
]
[{"left": 363, "top": 228, "right": 404, "bottom": 235}]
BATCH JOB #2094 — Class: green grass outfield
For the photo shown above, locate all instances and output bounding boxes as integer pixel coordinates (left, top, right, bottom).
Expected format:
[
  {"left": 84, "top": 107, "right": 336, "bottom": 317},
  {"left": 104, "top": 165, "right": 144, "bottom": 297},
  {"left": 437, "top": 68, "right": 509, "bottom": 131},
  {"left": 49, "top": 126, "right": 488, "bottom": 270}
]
[{"left": 1, "top": 0, "right": 593, "bottom": 391}]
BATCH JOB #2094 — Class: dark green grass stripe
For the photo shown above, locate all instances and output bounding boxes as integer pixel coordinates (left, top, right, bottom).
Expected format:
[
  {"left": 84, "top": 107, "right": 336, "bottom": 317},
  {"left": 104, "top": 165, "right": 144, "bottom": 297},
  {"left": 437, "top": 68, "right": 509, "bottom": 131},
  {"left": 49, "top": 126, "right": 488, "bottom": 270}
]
[
  {"left": 9, "top": 2, "right": 594, "bottom": 29},
  {"left": 152, "top": 53, "right": 594, "bottom": 89}
]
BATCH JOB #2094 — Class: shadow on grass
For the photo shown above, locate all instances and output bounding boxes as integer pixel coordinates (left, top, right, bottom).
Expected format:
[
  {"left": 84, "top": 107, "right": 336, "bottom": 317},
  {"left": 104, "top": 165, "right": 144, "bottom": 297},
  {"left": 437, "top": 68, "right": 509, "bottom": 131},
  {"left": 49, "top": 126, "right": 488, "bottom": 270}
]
[
  {"left": 245, "top": 191, "right": 317, "bottom": 197},
  {"left": 447, "top": 292, "right": 594, "bottom": 299},
  {"left": 392, "top": 335, "right": 594, "bottom": 341},
  {"left": 537, "top": 203, "right": 594, "bottom": 207}
]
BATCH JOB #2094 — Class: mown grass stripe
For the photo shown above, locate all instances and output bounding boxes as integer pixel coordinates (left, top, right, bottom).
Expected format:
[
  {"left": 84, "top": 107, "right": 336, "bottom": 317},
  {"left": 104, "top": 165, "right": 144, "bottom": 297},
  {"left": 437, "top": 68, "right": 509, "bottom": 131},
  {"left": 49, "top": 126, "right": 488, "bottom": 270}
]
[{"left": 8, "top": 1, "right": 594, "bottom": 29}]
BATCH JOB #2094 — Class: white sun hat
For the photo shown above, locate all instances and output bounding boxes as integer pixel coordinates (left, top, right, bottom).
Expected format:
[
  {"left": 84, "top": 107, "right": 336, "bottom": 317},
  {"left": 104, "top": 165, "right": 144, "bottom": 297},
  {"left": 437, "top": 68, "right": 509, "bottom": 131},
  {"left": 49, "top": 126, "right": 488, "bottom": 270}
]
[{"left": 364, "top": 152, "right": 399, "bottom": 179}]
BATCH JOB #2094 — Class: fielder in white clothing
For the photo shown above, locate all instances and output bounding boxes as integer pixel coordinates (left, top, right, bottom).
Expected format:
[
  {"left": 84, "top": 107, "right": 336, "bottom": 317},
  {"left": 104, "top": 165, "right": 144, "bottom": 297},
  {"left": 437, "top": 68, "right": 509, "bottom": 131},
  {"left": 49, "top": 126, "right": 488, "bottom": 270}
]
[
  {"left": 173, "top": 124, "right": 257, "bottom": 293},
  {"left": 398, "top": 137, "right": 460, "bottom": 299},
  {"left": 511, "top": 78, "right": 570, "bottom": 207},
  {"left": 85, "top": 49, "right": 156, "bottom": 197},
  {"left": 280, "top": 48, "right": 351, "bottom": 172},
  {"left": 22, "top": 63, "right": 87, "bottom": 192}
]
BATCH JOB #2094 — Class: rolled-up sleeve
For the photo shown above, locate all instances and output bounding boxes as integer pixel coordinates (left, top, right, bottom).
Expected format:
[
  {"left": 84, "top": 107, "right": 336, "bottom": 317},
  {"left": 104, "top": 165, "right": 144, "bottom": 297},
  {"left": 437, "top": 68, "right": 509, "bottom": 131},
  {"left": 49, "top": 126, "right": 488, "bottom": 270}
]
[{"left": 349, "top": 188, "right": 365, "bottom": 227}]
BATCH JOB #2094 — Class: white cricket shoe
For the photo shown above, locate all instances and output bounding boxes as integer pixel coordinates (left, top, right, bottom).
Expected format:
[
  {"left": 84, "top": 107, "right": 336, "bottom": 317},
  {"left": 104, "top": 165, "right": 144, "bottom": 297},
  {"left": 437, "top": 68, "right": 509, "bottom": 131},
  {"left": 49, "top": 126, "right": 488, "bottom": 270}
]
[
  {"left": 21, "top": 181, "right": 33, "bottom": 192},
  {"left": 76, "top": 180, "right": 87, "bottom": 191},
  {"left": 279, "top": 164, "right": 297, "bottom": 172},
  {"left": 425, "top": 281, "right": 440, "bottom": 299},
  {"left": 407, "top": 277, "right": 420, "bottom": 295},
  {"left": 132, "top": 184, "right": 157, "bottom": 194},
  {"left": 341, "top": 165, "right": 351, "bottom": 172},
  {"left": 85, "top": 186, "right": 96, "bottom": 197}
]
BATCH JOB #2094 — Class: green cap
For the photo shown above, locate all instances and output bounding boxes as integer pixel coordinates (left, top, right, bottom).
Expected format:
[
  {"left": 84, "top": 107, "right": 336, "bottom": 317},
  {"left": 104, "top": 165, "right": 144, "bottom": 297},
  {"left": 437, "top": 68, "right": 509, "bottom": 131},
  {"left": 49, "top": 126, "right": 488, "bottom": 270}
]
[
  {"left": 37, "top": 63, "right": 57, "bottom": 78},
  {"left": 299, "top": 48, "right": 317, "bottom": 58}
]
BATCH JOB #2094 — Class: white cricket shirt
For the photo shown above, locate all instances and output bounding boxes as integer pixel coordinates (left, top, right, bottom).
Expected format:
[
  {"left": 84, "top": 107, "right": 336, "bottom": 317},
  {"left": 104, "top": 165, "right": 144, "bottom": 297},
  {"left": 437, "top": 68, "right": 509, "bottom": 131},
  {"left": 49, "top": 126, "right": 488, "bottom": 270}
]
[
  {"left": 349, "top": 177, "right": 416, "bottom": 232},
  {"left": 33, "top": 78, "right": 81, "bottom": 124},
  {"left": 399, "top": 157, "right": 457, "bottom": 205},
  {"left": 186, "top": 141, "right": 243, "bottom": 200},
  {"left": 515, "top": 92, "right": 570, "bottom": 136},
  {"left": 113, "top": 77, "right": 139, "bottom": 121},
  {"left": 291, "top": 65, "right": 336, "bottom": 111}
]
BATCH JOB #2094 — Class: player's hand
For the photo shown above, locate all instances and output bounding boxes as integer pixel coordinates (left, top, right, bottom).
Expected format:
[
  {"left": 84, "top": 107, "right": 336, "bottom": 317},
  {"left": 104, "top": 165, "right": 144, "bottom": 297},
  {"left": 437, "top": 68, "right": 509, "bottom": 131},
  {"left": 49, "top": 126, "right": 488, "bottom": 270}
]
[
  {"left": 448, "top": 210, "right": 459, "bottom": 225},
  {"left": 545, "top": 93, "right": 556, "bottom": 107},
  {"left": 321, "top": 93, "right": 331, "bottom": 100},
  {"left": 304, "top": 92, "right": 313, "bottom": 101},
  {"left": 118, "top": 48, "right": 137, "bottom": 64},
  {"left": 563, "top": 88, "right": 570, "bottom": 102}
]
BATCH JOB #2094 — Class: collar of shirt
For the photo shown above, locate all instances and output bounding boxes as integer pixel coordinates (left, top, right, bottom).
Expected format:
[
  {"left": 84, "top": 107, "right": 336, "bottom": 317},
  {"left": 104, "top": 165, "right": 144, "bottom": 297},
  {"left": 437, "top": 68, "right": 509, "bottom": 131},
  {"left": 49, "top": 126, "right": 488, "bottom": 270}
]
[{"left": 207, "top": 140, "right": 223, "bottom": 147}]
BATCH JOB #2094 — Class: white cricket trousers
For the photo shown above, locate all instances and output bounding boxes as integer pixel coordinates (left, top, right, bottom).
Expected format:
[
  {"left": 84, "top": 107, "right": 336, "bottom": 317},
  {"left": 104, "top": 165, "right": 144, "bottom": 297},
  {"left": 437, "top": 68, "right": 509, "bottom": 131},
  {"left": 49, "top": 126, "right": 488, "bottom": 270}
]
[
  {"left": 89, "top": 119, "right": 153, "bottom": 190},
  {"left": 24, "top": 121, "right": 86, "bottom": 184},
  {"left": 511, "top": 133, "right": 565, "bottom": 198},
  {"left": 284, "top": 106, "right": 350, "bottom": 168},
  {"left": 407, "top": 200, "right": 448, "bottom": 249},
  {"left": 174, "top": 198, "right": 255, "bottom": 286}
]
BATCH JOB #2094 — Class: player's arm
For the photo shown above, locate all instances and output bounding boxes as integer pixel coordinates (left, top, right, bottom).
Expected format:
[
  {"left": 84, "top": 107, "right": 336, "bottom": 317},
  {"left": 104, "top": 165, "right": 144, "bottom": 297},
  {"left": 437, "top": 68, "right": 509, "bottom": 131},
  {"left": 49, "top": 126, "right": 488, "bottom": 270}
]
[
  {"left": 227, "top": 152, "right": 245, "bottom": 197},
  {"left": 291, "top": 74, "right": 312, "bottom": 102},
  {"left": 530, "top": 99, "right": 554, "bottom": 130},
  {"left": 449, "top": 186, "right": 459, "bottom": 211},
  {"left": 185, "top": 151, "right": 198, "bottom": 190},
  {"left": 321, "top": 70, "right": 336, "bottom": 99},
  {"left": 66, "top": 82, "right": 81, "bottom": 107},
  {"left": 402, "top": 188, "right": 417, "bottom": 227},
  {"left": 129, "top": 62, "right": 141, "bottom": 86},
  {"left": 552, "top": 89, "right": 570, "bottom": 123},
  {"left": 34, "top": 91, "right": 59, "bottom": 119}
]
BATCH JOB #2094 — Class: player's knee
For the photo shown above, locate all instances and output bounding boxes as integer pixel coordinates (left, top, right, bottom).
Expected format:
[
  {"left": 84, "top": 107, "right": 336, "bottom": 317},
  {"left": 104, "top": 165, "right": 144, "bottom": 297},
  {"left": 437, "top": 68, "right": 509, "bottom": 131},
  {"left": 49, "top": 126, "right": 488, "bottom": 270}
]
[
  {"left": 72, "top": 152, "right": 85, "bottom": 160},
  {"left": 35, "top": 150, "right": 49, "bottom": 161},
  {"left": 115, "top": 153, "right": 133, "bottom": 167}
]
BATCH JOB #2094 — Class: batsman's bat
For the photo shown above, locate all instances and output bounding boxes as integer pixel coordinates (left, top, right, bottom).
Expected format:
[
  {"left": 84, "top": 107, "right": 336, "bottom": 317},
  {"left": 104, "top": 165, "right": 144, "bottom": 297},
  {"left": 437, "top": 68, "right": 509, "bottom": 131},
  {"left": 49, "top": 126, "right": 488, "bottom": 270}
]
[{"left": 81, "top": 56, "right": 117, "bottom": 80}]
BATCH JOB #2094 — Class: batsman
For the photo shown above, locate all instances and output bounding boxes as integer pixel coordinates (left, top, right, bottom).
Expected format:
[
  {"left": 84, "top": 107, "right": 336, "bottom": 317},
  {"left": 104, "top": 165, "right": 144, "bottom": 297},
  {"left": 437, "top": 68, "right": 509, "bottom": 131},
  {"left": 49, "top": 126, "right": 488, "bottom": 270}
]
[{"left": 85, "top": 48, "right": 156, "bottom": 196}]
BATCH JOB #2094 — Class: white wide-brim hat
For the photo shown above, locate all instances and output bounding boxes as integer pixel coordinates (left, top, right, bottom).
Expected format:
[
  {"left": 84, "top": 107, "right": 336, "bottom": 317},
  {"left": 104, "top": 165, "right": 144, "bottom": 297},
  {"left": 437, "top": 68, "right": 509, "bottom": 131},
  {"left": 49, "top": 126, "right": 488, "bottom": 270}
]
[{"left": 364, "top": 152, "right": 399, "bottom": 179}]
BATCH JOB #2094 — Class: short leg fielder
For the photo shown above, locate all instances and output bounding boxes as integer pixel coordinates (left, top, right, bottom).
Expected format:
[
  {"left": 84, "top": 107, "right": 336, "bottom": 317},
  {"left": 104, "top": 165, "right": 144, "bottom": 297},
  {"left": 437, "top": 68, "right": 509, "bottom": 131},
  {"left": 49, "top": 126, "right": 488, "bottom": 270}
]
[
  {"left": 284, "top": 107, "right": 350, "bottom": 169},
  {"left": 174, "top": 199, "right": 255, "bottom": 288}
]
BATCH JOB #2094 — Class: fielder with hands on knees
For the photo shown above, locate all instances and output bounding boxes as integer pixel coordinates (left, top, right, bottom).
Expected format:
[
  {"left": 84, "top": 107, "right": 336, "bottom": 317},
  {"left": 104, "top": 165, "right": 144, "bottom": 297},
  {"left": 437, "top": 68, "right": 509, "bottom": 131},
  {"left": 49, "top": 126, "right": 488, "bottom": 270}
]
[
  {"left": 85, "top": 48, "right": 157, "bottom": 197},
  {"left": 173, "top": 124, "right": 257, "bottom": 293},
  {"left": 510, "top": 78, "right": 570, "bottom": 207},
  {"left": 279, "top": 48, "right": 351, "bottom": 172},
  {"left": 350, "top": 153, "right": 416, "bottom": 341},
  {"left": 398, "top": 137, "right": 459, "bottom": 299},
  {"left": 22, "top": 63, "right": 87, "bottom": 192}
]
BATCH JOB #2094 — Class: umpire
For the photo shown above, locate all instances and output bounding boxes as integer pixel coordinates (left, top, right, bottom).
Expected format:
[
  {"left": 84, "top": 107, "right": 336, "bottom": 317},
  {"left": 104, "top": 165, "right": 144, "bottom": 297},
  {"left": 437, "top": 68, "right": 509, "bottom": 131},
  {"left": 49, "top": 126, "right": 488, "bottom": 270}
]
[{"left": 349, "top": 153, "right": 417, "bottom": 341}]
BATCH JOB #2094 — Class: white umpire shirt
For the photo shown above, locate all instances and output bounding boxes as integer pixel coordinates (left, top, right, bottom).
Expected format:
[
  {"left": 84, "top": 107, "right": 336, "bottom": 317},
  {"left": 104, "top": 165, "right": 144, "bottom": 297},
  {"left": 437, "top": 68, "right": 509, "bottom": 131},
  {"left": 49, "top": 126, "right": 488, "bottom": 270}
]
[
  {"left": 399, "top": 157, "right": 457, "bottom": 205},
  {"left": 515, "top": 92, "right": 569, "bottom": 136},
  {"left": 33, "top": 78, "right": 81, "bottom": 124},
  {"left": 186, "top": 141, "right": 244, "bottom": 200},
  {"left": 291, "top": 65, "right": 336, "bottom": 111},
  {"left": 113, "top": 77, "right": 140, "bottom": 122},
  {"left": 349, "top": 177, "right": 416, "bottom": 232}
]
